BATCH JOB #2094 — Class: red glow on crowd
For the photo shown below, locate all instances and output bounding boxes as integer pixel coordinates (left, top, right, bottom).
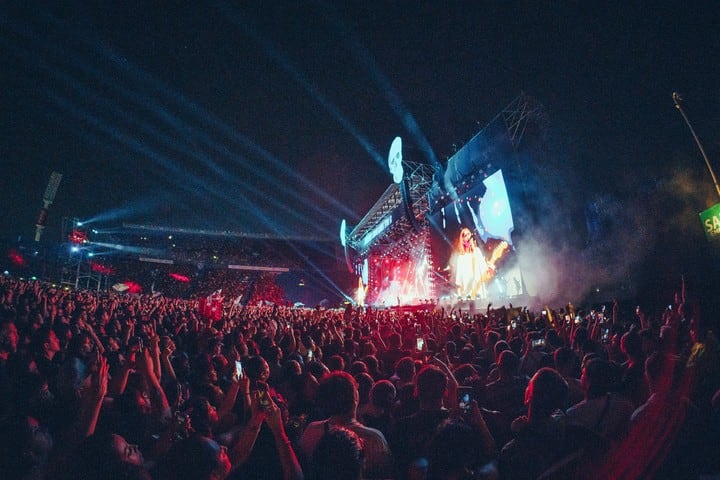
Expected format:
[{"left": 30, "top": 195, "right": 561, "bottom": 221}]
[{"left": 169, "top": 272, "right": 191, "bottom": 283}]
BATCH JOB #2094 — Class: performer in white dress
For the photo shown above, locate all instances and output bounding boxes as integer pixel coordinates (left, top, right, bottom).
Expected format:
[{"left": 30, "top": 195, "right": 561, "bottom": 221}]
[{"left": 454, "top": 227, "right": 489, "bottom": 298}]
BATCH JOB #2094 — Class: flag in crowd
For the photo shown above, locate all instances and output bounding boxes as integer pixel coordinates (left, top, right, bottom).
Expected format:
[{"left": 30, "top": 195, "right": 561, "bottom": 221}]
[{"left": 200, "top": 289, "right": 224, "bottom": 321}]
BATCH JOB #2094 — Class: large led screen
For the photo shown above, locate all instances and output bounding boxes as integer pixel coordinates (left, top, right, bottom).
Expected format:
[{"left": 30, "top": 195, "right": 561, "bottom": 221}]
[{"left": 430, "top": 169, "right": 523, "bottom": 302}]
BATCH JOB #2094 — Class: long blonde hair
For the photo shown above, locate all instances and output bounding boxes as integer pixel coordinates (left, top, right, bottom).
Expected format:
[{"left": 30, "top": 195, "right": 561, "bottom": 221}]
[{"left": 456, "top": 227, "right": 476, "bottom": 254}]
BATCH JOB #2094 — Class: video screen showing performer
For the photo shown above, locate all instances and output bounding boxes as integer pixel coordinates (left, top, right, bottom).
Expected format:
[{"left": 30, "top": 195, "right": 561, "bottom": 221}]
[
  {"left": 452, "top": 227, "right": 508, "bottom": 299},
  {"left": 430, "top": 170, "right": 515, "bottom": 301},
  {"left": 454, "top": 227, "right": 486, "bottom": 298}
]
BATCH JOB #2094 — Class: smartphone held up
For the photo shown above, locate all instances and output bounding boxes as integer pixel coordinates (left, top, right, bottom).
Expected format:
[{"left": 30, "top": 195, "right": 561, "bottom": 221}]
[{"left": 457, "top": 386, "right": 473, "bottom": 415}]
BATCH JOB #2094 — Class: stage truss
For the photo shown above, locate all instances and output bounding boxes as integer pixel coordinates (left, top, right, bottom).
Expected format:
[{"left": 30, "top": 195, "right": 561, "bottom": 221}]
[
  {"left": 346, "top": 162, "right": 435, "bottom": 257},
  {"left": 501, "top": 91, "right": 549, "bottom": 149}
]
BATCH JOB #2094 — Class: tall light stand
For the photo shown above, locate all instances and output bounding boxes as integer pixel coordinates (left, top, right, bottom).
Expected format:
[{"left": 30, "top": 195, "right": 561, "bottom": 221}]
[{"left": 673, "top": 92, "right": 720, "bottom": 199}]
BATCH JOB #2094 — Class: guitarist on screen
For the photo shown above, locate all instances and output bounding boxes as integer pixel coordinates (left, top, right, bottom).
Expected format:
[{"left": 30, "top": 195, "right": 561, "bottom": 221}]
[{"left": 453, "top": 227, "right": 509, "bottom": 299}]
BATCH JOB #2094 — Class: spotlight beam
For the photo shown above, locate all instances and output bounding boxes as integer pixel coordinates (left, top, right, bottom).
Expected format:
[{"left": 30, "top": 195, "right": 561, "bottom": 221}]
[
  {"left": 314, "top": 1, "right": 445, "bottom": 177},
  {"left": 2, "top": 26, "right": 343, "bottom": 237},
  {"left": 3, "top": 9, "right": 357, "bottom": 235},
  {"left": 215, "top": 1, "right": 386, "bottom": 172},
  {"left": 46, "top": 91, "right": 293, "bottom": 235}
]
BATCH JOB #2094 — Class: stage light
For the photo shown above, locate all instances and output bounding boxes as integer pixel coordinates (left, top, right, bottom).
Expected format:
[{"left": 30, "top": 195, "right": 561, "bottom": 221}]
[
  {"left": 71, "top": 246, "right": 80, "bottom": 253},
  {"left": 3, "top": 271, "right": 9, "bottom": 275},
  {"left": 76, "top": 221, "right": 83, "bottom": 227},
  {"left": 339, "top": 219, "right": 347, "bottom": 247},
  {"left": 88, "top": 252, "right": 94, "bottom": 257},
  {"left": 388, "top": 137, "right": 404, "bottom": 183}
]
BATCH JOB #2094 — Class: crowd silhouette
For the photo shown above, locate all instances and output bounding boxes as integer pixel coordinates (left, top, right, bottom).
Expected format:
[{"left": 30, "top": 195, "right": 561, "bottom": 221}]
[{"left": 1, "top": 275, "right": 719, "bottom": 479}]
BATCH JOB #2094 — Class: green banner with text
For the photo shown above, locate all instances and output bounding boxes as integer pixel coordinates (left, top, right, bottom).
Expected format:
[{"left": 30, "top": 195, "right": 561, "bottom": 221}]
[{"left": 700, "top": 203, "right": 720, "bottom": 240}]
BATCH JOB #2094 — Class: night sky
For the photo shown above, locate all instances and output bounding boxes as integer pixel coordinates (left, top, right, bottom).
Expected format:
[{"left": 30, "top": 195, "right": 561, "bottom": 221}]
[{"left": 2, "top": 2, "right": 720, "bottom": 302}]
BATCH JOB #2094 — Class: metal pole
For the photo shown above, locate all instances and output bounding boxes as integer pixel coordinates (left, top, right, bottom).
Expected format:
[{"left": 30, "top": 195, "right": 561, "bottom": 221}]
[{"left": 673, "top": 92, "right": 720, "bottom": 199}]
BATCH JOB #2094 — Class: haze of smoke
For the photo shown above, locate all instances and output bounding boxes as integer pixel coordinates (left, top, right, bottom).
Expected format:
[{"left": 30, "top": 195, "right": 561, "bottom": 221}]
[
  {"left": 508, "top": 162, "right": 653, "bottom": 306},
  {"left": 660, "top": 166, "right": 717, "bottom": 234}
]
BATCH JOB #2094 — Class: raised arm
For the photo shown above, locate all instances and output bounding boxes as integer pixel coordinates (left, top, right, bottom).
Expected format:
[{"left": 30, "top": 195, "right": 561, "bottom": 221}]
[
  {"left": 80, "top": 318, "right": 106, "bottom": 355},
  {"left": 136, "top": 347, "right": 170, "bottom": 420},
  {"left": 160, "top": 339, "right": 177, "bottom": 383},
  {"left": 217, "top": 373, "right": 247, "bottom": 425},
  {"left": 265, "top": 397, "right": 303, "bottom": 480},
  {"left": 229, "top": 392, "right": 265, "bottom": 467},
  {"left": 432, "top": 356, "right": 459, "bottom": 409},
  {"left": 467, "top": 400, "right": 497, "bottom": 459},
  {"left": 612, "top": 298, "right": 619, "bottom": 326},
  {"left": 77, "top": 352, "right": 109, "bottom": 438}
]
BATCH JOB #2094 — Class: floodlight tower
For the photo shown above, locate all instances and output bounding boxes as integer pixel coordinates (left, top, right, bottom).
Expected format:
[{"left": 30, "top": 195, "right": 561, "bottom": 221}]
[{"left": 34, "top": 172, "right": 63, "bottom": 242}]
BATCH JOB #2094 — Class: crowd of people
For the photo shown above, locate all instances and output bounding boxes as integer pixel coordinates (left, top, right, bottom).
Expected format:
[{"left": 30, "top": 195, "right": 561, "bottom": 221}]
[
  {"left": 1, "top": 275, "right": 719, "bottom": 479},
  {"left": 103, "top": 259, "right": 285, "bottom": 306}
]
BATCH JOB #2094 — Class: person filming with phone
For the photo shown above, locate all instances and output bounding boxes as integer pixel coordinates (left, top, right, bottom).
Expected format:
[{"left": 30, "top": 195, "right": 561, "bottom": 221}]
[{"left": 230, "top": 355, "right": 296, "bottom": 480}]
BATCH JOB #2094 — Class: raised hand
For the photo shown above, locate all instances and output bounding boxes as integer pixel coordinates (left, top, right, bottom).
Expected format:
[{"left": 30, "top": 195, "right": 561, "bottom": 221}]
[
  {"left": 146, "top": 325, "right": 160, "bottom": 354},
  {"left": 226, "top": 345, "right": 240, "bottom": 362},
  {"left": 236, "top": 373, "right": 250, "bottom": 393},
  {"left": 92, "top": 354, "right": 109, "bottom": 400},
  {"left": 136, "top": 347, "right": 155, "bottom": 378},
  {"left": 264, "top": 397, "right": 284, "bottom": 434},
  {"left": 161, "top": 339, "right": 176, "bottom": 359},
  {"left": 83, "top": 352, "right": 108, "bottom": 402},
  {"left": 248, "top": 390, "right": 267, "bottom": 423}
]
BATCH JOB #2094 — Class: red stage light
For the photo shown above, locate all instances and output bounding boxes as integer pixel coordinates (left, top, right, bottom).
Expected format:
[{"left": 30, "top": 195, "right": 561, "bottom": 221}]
[
  {"left": 89, "top": 261, "right": 115, "bottom": 275},
  {"left": 8, "top": 249, "right": 26, "bottom": 267},
  {"left": 123, "top": 281, "right": 142, "bottom": 294},
  {"left": 69, "top": 229, "right": 87, "bottom": 244}
]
